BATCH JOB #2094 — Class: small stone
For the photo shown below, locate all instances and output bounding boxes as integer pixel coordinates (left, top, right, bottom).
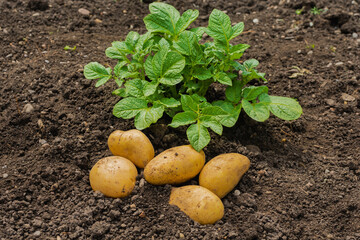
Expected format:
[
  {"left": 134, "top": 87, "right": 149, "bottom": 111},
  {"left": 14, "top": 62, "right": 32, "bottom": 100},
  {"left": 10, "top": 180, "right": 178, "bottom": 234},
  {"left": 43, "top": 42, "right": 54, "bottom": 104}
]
[
  {"left": 325, "top": 169, "right": 330, "bottom": 174},
  {"left": 245, "top": 145, "right": 261, "bottom": 154},
  {"left": 139, "top": 178, "right": 145, "bottom": 188},
  {"left": 32, "top": 13, "right": 40, "bottom": 17},
  {"left": 2, "top": 173, "right": 8, "bottom": 178},
  {"left": 307, "top": 50, "right": 313, "bottom": 55},
  {"left": 78, "top": 8, "right": 90, "bottom": 16},
  {"left": 45, "top": 60, "right": 49, "bottom": 63},
  {"left": 22, "top": 103, "right": 34, "bottom": 113},
  {"left": 341, "top": 93, "right": 356, "bottom": 102},
  {"left": 352, "top": 32, "right": 358, "bottom": 38},
  {"left": 39, "top": 139, "right": 47, "bottom": 145},
  {"left": 309, "top": 22, "right": 314, "bottom": 27},
  {"left": 297, "top": 50, "right": 301, "bottom": 53},
  {"left": 179, "top": 233, "right": 185, "bottom": 238},
  {"left": 325, "top": 99, "right": 336, "bottom": 106},
  {"left": 3, "top": 28, "right": 8, "bottom": 34},
  {"left": 95, "top": 19, "right": 102, "bottom": 24},
  {"left": 335, "top": 62, "right": 344, "bottom": 66},
  {"left": 233, "top": 190, "right": 241, "bottom": 196},
  {"left": 326, "top": 63, "right": 333, "bottom": 68},
  {"left": 252, "top": 18, "right": 259, "bottom": 24},
  {"left": 33, "top": 231, "right": 41, "bottom": 237}
]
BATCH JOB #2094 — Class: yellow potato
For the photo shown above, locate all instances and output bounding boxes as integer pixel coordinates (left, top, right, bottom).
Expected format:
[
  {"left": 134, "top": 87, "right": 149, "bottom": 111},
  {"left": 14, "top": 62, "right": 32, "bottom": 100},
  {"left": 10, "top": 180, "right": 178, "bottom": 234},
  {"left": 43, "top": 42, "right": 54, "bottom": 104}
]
[
  {"left": 144, "top": 145, "right": 205, "bottom": 185},
  {"left": 199, "top": 153, "right": 250, "bottom": 198},
  {"left": 108, "top": 129, "right": 155, "bottom": 168},
  {"left": 89, "top": 156, "right": 138, "bottom": 198},
  {"left": 169, "top": 185, "right": 224, "bottom": 224}
]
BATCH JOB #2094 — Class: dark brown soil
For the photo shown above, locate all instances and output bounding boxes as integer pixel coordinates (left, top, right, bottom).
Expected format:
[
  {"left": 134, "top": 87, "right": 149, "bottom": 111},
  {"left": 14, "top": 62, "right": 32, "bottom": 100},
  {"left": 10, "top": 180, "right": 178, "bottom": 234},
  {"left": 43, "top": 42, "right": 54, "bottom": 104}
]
[{"left": 1, "top": 0, "right": 359, "bottom": 239}]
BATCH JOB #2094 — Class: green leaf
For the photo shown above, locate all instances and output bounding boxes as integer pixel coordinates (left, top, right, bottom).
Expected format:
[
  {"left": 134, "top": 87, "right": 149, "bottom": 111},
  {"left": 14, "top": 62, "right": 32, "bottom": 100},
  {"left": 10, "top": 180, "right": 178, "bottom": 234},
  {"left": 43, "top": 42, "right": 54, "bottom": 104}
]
[
  {"left": 158, "top": 97, "right": 180, "bottom": 108},
  {"left": 229, "top": 44, "right": 250, "bottom": 60},
  {"left": 225, "top": 79, "right": 242, "bottom": 103},
  {"left": 175, "top": 9, "right": 199, "bottom": 35},
  {"left": 169, "top": 111, "right": 198, "bottom": 128},
  {"left": 181, "top": 95, "right": 198, "bottom": 112},
  {"left": 134, "top": 104, "right": 164, "bottom": 130},
  {"left": 113, "top": 97, "right": 148, "bottom": 119},
  {"left": 125, "top": 31, "right": 140, "bottom": 51},
  {"left": 156, "top": 51, "right": 185, "bottom": 85},
  {"left": 145, "top": 55, "right": 157, "bottom": 81},
  {"left": 230, "top": 22, "right": 244, "bottom": 40},
  {"left": 135, "top": 32, "right": 152, "bottom": 52},
  {"left": 84, "top": 62, "right": 112, "bottom": 87},
  {"left": 199, "top": 116, "right": 223, "bottom": 135},
  {"left": 112, "top": 88, "right": 127, "bottom": 97},
  {"left": 114, "top": 61, "right": 128, "bottom": 77},
  {"left": 124, "top": 79, "right": 146, "bottom": 98},
  {"left": 144, "top": 2, "right": 180, "bottom": 35},
  {"left": 173, "top": 31, "right": 197, "bottom": 56},
  {"left": 189, "top": 27, "right": 206, "bottom": 41},
  {"left": 243, "top": 86, "right": 269, "bottom": 101},
  {"left": 193, "top": 67, "right": 212, "bottom": 80},
  {"left": 244, "top": 59, "right": 259, "bottom": 70},
  {"left": 206, "top": 9, "right": 232, "bottom": 43},
  {"left": 143, "top": 81, "right": 158, "bottom": 96},
  {"left": 265, "top": 95, "right": 302, "bottom": 120},
  {"left": 105, "top": 41, "right": 132, "bottom": 60},
  {"left": 187, "top": 123, "right": 210, "bottom": 152},
  {"left": 214, "top": 72, "right": 232, "bottom": 85},
  {"left": 212, "top": 101, "right": 241, "bottom": 127},
  {"left": 201, "top": 106, "right": 228, "bottom": 116},
  {"left": 242, "top": 99, "right": 270, "bottom": 122}
]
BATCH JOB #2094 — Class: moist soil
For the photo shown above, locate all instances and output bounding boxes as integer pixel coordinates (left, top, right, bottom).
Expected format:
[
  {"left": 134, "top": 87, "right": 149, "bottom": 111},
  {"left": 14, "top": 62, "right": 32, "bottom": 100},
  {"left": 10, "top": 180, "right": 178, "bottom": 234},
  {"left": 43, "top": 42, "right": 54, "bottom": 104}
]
[{"left": 1, "top": 0, "right": 359, "bottom": 239}]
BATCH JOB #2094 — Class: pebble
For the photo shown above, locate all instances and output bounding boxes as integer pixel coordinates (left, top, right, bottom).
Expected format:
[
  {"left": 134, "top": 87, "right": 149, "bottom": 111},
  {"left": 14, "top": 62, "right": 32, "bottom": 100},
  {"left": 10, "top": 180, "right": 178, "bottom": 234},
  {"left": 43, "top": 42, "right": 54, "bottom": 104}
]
[
  {"left": 352, "top": 32, "right": 358, "bottom": 38},
  {"left": 139, "top": 178, "right": 145, "bottom": 188},
  {"left": 32, "top": 13, "right": 40, "bottom": 17},
  {"left": 78, "top": 8, "right": 90, "bottom": 16},
  {"left": 39, "top": 139, "right": 47, "bottom": 145},
  {"left": 95, "top": 19, "right": 102, "bottom": 24},
  {"left": 233, "top": 190, "right": 241, "bottom": 196},
  {"left": 307, "top": 50, "right": 313, "bottom": 55},
  {"left": 2, "top": 173, "right": 8, "bottom": 178},
  {"left": 3, "top": 28, "right": 8, "bottom": 34},
  {"left": 335, "top": 62, "right": 344, "bottom": 66},
  {"left": 45, "top": 60, "right": 49, "bottom": 63},
  {"left": 341, "top": 93, "right": 356, "bottom": 102},
  {"left": 22, "top": 103, "right": 34, "bottom": 113},
  {"left": 309, "top": 22, "right": 314, "bottom": 27},
  {"left": 325, "top": 99, "right": 336, "bottom": 106},
  {"left": 326, "top": 63, "right": 333, "bottom": 68},
  {"left": 253, "top": 18, "right": 259, "bottom": 24},
  {"left": 297, "top": 50, "right": 301, "bottom": 53},
  {"left": 179, "top": 233, "right": 185, "bottom": 238},
  {"left": 33, "top": 231, "right": 41, "bottom": 237}
]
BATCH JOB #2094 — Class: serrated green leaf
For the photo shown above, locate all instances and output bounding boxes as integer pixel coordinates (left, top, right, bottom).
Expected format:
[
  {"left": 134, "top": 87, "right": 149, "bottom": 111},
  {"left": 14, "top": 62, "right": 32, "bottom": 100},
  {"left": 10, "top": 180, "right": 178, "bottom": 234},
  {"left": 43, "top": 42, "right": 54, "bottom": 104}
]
[
  {"left": 225, "top": 79, "right": 241, "bottom": 103},
  {"left": 105, "top": 41, "right": 132, "bottom": 60},
  {"left": 114, "top": 78, "right": 124, "bottom": 87},
  {"left": 265, "top": 95, "right": 302, "bottom": 120},
  {"left": 84, "top": 62, "right": 112, "bottom": 87},
  {"left": 199, "top": 116, "right": 223, "bottom": 135},
  {"left": 114, "top": 61, "right": 128, "bottom": 76},
  {"left": 181, "top": 95, "right": 198, "bottom": 112},
  {"left": 159, "top": 74, "right": 183, "bottom": 85},
  {"left": 158, "top": 97, "right": 180, "bottom": 108},
  {"left": 169, "top": 111, "right": 198, "bottom": 128},
  {"left": 243, "top": 86, "right": 269, "bottom": 101},
  {"left": 144, "top": 2, "right": 180, "bottom": 35},
  {"left": 214, "top": 72, "right": 232, "bottom": 85},
  {"left": 175, "top": 9, "right": 199, "bottom": 35},
  {"left": 154, "top": 51, "right": 185, "bottom": 85},
  {"left": 206, "top": 9, "right": 232, "bottom": 43},
  {"left": 242, "top": 69, "right": 267, "bottom": 82},
  {"left": 134, "top": 104, "right": 164, "bottom": 130},
  {"left": 230, "top": 22, "right": 244, "bottom": 40},
  {"left": 135, "top": 32, "right": 152, "bottom": 52},
  {"left": 193, "top": 67, "right": 212, "bottom": 80},
  {"left": 242, "top": 99, "right": 270, "bottom": 122},
  {"left": 113, "top": 97, "right": 148, "bottom": 119},
  {"left": 187, "top": 123, "right": 210, "bottom": 152}
]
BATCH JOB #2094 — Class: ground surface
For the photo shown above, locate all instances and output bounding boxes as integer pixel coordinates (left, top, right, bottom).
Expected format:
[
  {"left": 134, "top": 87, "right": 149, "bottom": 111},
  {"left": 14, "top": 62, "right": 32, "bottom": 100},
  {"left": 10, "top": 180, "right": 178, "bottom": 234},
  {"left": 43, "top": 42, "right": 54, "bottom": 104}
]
[{"left": 1, "top": 0, "right": 360, "bottom": 239}]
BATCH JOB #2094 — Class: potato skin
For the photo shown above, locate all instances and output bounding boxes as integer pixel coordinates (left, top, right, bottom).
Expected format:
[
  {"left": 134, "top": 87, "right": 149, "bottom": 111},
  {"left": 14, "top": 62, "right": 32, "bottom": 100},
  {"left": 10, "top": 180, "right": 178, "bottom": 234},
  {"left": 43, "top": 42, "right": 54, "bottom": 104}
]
[
  {"left": 89, "top": 156, "right": 138, "bottom": 198},
  {"left": 169, "top": 185, "right": 224, "bottom": 224},
  {"left": 144, "top": 145, "right": 205, "bottom": 185},
  {"left": 108, "top": 129, "right": 155, "bottom": 168},
  {"left": 199, "top": 153, "right": 250, "bottom": 198}
]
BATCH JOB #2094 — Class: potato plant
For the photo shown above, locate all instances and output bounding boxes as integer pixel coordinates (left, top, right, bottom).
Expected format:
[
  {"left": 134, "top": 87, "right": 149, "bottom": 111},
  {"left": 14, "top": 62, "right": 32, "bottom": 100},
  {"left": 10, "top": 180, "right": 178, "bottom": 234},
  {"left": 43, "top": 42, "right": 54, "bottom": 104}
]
[{"left": 84, "top": 3, "right": 302, "bottom": 151}]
